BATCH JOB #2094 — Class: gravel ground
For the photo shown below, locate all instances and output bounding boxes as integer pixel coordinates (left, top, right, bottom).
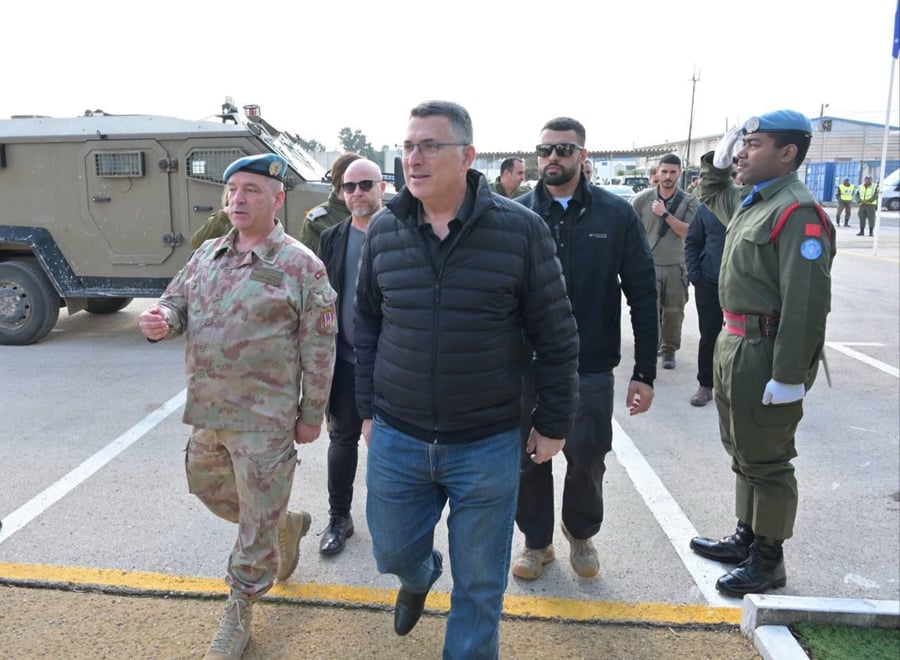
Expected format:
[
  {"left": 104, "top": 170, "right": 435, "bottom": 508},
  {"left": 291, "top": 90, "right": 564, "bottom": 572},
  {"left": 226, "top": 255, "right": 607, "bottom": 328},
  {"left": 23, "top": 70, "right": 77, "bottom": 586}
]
[{"left": 0, "top": 585, "right": 760, "bottom": 659}]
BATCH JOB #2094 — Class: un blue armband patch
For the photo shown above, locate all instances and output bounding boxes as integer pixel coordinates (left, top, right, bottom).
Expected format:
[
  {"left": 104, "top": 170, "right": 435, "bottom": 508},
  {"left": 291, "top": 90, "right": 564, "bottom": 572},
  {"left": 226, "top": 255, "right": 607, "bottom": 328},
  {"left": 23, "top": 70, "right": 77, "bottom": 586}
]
[{"left": 800, "top": 238, "right": 823, "bottom": 260}]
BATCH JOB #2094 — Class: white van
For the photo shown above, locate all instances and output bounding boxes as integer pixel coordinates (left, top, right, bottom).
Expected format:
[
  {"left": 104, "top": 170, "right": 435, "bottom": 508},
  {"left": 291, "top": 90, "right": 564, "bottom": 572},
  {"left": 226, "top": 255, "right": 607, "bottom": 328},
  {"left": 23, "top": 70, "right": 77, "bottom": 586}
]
[{"left": 882, "top": 168, "right": 899, "bottom": 211}]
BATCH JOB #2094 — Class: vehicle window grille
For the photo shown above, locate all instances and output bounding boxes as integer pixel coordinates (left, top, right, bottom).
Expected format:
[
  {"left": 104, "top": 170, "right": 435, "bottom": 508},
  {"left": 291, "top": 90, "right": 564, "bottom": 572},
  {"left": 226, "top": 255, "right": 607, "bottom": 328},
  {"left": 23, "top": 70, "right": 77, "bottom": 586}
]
[
  {"left": 187, "top": 149, "right": 243, "bottom": 183},
  {"left": 95, "top": 151, "right": 145, "bottom": 177}
]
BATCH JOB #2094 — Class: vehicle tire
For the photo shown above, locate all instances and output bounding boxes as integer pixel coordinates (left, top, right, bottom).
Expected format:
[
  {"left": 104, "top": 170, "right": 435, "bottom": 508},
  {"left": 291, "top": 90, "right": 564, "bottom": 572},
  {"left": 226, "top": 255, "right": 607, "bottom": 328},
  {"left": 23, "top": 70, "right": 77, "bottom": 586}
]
[
  {"left": 0, "top": 261, "right": 61, "bottom": 345},
  {"left": 888, "top": 198, "right": 900, "bottom": 212},
  {"left": 85, "top": 297, "right": 134, "bottom": 315}
]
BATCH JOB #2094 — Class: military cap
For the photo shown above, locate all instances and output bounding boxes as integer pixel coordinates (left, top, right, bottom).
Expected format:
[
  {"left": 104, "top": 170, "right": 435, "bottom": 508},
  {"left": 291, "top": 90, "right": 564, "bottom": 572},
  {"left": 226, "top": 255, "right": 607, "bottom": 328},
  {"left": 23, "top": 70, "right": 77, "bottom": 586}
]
[
  {"left": 741, "top": 110, "right": 813, "bottom": 138},
  {"left": 224, "top": 153, "right": 289, "bottom": 182}
]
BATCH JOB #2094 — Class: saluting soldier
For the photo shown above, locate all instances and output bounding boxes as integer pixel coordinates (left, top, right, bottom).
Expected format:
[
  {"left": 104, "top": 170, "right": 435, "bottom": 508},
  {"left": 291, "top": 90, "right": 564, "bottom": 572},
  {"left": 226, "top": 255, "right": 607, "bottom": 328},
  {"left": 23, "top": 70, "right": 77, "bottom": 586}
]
[
  {"left": 692, "top": 110, "right": 835, "bottom": 597},
  {"left": 139, "top": 153, "right": 337, "bottom": 659}
]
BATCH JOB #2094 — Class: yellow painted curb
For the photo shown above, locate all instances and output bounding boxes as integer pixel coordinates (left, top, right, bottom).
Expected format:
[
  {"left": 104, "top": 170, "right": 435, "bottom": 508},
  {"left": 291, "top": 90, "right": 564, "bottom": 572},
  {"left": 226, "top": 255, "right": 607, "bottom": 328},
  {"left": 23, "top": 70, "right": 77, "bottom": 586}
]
[{"left": 0, "top": 562, "right": 741, "bottom": 626}]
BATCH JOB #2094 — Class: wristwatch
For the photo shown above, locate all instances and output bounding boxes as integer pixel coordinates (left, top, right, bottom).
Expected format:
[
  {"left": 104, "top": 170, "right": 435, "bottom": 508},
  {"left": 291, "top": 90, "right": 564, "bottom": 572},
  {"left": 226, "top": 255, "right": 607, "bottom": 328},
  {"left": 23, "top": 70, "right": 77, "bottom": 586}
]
[{"left": 661, "top": 211, "right": 670, "bottom": 219}]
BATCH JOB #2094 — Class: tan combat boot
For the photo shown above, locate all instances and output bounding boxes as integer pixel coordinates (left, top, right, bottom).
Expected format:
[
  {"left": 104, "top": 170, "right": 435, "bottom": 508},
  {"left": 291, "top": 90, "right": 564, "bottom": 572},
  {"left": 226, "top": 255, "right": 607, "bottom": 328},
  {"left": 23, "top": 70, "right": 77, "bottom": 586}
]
[
  {"left": 276, "top": 510, "right": 311, "bottom": 582},
  {"left": 205, "top": 591, "right": 253, "bottom": 660},
  {"left": 562, "top": 522, "right": 599, "bottom": 578},
  {"left": 511, "top": 545, "right": 555, "bottom": 580}
]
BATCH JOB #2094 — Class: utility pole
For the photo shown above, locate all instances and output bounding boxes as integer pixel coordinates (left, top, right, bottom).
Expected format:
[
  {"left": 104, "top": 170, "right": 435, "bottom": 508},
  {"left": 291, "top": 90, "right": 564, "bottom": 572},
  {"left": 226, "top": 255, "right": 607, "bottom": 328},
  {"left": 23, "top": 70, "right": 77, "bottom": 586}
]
[
  {"left": 818, "top": 102, "right": 830, "bottom": 201},
  {"left": 684, "top": 68, "right": 700, "bottom": 188}
]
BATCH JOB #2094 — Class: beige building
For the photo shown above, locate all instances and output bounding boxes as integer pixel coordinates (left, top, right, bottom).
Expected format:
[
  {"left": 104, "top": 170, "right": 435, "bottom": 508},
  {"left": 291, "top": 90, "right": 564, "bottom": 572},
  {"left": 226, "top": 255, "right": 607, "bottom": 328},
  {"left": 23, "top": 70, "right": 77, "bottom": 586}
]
[{"left": 633, "top": 116, "right": 899, "bottom": 202}]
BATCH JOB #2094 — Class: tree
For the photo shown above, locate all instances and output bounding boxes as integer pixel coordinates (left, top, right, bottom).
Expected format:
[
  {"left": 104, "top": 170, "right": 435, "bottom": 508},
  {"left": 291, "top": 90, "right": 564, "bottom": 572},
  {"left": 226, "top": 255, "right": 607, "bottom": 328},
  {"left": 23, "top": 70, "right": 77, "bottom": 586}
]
[
  {"left": 338, "top": 127, "right": 378, "bottom": 162},
  {"left": 297, "top": 138, "right": 325, "bottom": 153}
]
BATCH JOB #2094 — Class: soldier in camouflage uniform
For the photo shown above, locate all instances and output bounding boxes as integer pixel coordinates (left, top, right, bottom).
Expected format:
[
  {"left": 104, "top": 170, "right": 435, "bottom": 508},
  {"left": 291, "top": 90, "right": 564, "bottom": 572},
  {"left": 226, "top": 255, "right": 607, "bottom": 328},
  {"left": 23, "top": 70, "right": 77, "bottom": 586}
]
[
  {"left": 139, "top": 153, "right": 337, "bottom": 660},
  {"left": 190, "top": 188, "right": 233, "bottom": 250},
  {"left": 691, "top": 110, "right": 835, "bottom": 598},
  {"left": 297, "top": 152, "right": 360, "bottom": 253}
]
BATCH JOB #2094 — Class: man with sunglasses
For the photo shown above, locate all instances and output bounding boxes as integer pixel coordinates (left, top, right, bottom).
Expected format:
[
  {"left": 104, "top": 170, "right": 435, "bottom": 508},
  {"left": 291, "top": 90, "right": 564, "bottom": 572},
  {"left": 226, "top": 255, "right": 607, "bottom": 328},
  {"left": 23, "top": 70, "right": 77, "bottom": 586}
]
[
  {"left": 299, "top": 152, "right": 361, "bottom": 253},
  {"left": 316, "top": 159, "right": 386, "bottom": 557},
  {"left": 511, "top": 117, "right": 657, "bottom": 581},
  {"left": 355, "top": 100, "right": 578, "bottom": 658}
]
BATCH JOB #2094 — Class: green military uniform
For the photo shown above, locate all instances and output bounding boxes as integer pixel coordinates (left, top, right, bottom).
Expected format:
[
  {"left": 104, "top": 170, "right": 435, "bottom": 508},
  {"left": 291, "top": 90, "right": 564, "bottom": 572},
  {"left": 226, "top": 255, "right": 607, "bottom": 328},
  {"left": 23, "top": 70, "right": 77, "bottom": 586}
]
[
  {"left": 632, "top": 187, "right": 699, "bottom": 358},
  {"left": 298, "top": 191, "right": 350, "bottom": 253},
  {"left": 190, "top": 209, "right": 232, "bottom": 250},
  {"left": 836, "top": 180, "right": 854, "bottom": 227},
  {"left": 856, "top": 179, "right": 878, "bottom": 236},
  {"left": 488, "top": 178, "right": 531, "bottom": 199},
  {"left": 700, "top": 156, "right": 835, "bottom": 541}
]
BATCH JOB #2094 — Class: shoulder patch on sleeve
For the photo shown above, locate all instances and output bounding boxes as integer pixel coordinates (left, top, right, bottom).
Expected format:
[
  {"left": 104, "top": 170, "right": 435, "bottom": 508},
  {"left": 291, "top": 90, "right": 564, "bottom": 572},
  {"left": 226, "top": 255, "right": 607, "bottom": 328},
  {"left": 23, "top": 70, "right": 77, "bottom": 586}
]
[
  {"left": 317, "top": 305, "right": 336, "bottom": 333},
  {"left": 305, "top": 207, "right": 329, "bottom": 222}
]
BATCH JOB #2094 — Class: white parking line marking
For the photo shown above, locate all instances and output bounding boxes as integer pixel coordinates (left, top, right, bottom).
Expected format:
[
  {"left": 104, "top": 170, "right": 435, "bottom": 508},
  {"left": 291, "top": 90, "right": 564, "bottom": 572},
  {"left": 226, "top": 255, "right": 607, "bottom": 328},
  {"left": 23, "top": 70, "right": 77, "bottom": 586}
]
[
  {"left": 612, "top": 418, "right": 738, "bottom": 607},
  {"left": 0, "top": 390, "right": 186, "bottom": 546},
  {"left": 825, "top": 342, "right": 898, "bottom": 379}
]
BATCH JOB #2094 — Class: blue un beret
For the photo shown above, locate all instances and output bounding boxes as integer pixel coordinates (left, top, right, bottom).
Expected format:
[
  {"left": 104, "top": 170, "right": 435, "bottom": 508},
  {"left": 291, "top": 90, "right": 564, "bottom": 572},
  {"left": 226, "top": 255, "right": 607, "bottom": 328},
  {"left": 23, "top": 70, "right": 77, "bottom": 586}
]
[
  {"left": 223, "top": 153, "right": 289, "bottom": 183},
  {"left": 742, "top": 110, "right": 813, "bottom": 138}
]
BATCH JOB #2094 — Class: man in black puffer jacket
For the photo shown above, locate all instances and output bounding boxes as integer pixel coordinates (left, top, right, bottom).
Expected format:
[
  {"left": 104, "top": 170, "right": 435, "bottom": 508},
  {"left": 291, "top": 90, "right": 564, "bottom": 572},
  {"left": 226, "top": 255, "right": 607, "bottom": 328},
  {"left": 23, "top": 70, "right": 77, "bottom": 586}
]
[
  {"left": 354, "top": 100, "right": 579, "bottom": 660},
  {"left": 511, "top": 117, "right": 658, "bottom": 583}
]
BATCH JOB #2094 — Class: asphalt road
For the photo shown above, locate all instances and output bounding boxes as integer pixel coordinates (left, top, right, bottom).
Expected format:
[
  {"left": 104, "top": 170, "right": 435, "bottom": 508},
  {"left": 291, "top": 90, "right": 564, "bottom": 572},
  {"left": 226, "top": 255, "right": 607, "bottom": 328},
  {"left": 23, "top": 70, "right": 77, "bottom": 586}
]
[{"left": 1, "top": 220, "right": 898, "bottom": 624}]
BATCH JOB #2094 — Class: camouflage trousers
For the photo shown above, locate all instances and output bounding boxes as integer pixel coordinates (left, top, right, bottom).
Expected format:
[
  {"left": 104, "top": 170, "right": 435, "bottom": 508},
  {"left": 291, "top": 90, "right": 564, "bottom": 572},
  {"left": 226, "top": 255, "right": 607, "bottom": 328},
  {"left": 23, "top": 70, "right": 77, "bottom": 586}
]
[{"left": 185, "top": 428, "right": 297, "bottom": 597}]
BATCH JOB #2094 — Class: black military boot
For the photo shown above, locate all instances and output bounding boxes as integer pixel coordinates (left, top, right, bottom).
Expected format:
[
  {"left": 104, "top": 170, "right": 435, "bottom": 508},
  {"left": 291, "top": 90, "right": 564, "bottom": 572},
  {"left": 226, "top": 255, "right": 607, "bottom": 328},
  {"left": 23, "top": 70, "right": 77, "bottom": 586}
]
[
  {"left": 319, "top": 514, "right": 354, "bottom": 556},
  {"left": 715, "top": 536, "right": 787, "bottom": 598},
  {"left": 690, "top": 520, "right": 754, "bottom": 563}
]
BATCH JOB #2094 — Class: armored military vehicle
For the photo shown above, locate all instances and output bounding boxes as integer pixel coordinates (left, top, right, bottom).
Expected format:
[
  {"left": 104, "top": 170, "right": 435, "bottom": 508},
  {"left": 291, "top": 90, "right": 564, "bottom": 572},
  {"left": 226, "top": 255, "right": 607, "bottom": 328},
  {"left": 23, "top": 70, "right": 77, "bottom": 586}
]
[{"left": 0, "top": 100, "right": 330, "bottom": 345}]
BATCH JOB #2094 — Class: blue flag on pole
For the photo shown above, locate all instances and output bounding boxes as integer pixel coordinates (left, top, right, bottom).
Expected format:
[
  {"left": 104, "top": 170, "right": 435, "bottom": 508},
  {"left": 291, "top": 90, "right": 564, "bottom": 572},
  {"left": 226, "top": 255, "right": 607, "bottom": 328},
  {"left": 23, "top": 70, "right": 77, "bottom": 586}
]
[{"left": 894, "top": 0, "right": 900, "bottom": 58}]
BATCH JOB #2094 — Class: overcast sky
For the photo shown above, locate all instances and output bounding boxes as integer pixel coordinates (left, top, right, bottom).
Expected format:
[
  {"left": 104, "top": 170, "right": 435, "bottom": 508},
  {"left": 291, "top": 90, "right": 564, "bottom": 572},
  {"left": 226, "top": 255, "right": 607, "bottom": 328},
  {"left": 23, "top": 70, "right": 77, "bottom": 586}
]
[{"left": 4, "top": 0, "right": 899, "bottom": 152}]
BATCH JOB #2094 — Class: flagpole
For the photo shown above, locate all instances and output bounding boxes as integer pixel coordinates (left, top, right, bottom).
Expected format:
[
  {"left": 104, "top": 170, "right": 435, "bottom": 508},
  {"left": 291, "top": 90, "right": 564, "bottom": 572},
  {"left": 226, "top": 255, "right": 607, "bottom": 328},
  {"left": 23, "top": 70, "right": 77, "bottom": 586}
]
[
  {"left": 872, "top": 54, "right": 896, "bottom": 257},
  {"left": 875, "top": 0, "right": 900, "bottom": 256}
]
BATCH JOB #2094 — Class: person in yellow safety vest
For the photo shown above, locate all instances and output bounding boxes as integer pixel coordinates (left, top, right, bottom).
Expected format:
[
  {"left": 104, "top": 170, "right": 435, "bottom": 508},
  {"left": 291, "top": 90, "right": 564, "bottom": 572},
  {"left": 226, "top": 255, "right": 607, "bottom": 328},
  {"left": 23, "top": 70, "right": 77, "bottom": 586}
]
[
  {"left": 855, "top": 175, "right": 879, "bottom": 236},
  {"left": 836, "top": 178, "right": 855, "bottom": 227}
]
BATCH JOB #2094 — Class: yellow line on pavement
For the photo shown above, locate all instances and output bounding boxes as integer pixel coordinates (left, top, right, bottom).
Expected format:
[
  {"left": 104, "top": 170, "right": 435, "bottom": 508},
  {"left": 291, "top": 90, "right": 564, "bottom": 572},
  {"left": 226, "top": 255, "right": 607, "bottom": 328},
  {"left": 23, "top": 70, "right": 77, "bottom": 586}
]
[{"left": 0, "top": 562, "right": 741, "bottom": 626}]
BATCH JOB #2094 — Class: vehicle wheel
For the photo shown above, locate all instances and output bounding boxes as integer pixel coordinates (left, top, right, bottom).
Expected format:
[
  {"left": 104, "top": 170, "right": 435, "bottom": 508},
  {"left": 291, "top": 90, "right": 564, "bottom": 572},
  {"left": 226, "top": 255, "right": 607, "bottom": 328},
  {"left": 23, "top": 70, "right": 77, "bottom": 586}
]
[
  {"left": 0, "top": 261, "right": 61, "bottom": 345},
  {"left": 888, "top": 199, "right": 900, "bottom": 212},
  {"left": 85, "top": 297, "right": 134, "bottom": 315}
]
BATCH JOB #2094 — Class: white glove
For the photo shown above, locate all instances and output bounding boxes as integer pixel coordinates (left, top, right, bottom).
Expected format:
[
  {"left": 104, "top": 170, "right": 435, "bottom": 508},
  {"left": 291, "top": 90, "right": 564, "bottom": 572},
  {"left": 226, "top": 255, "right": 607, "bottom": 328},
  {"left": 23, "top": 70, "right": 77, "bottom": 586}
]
[
  {"left": 761, "top": 379, "right": 805, "bottom": 405},
  {"left": 713, "top": 125, "right": 743, "bottom": 169}
]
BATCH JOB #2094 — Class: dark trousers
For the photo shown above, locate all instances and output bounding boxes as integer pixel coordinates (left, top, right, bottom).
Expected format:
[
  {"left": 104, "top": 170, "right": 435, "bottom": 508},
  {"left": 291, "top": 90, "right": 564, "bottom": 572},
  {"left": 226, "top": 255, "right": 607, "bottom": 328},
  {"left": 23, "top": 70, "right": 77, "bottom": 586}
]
[
  {"left": 326, "top": 357, "right": 363, "bottom": 518},
  {"left": 694, "top": 278, "right": 723, "bottom": 388},
  {"left": 858, "top": 205, "right": 876, "bottom": 233},
  {"left": 516, "top": 371, "right": 614, "bottom": 548},
  {"left": 836, "top": 201, "right": 852, "bottom": 225}
]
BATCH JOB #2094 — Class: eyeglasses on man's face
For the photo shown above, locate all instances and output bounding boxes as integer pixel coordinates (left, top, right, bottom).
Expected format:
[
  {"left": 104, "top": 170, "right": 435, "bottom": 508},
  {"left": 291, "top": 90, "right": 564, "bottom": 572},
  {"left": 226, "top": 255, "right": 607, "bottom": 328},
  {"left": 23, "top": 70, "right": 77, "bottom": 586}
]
[
  {"left": 399, "top": 141, "right": 468, "bottom": 159},
  {"left": 341, "top": 180, "right": 381, "bottom": 194},
  {"left": 536, "top": 143, "right": 583, "bottom": 158}
]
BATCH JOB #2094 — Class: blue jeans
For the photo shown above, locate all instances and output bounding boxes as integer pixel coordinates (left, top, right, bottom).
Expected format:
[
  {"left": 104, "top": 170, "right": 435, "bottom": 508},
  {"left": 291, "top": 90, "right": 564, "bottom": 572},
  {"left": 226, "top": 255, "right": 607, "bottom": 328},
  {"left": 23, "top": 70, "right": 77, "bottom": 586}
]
[{"left": 366, "top": 415, "right": 520, "bottom": 660}]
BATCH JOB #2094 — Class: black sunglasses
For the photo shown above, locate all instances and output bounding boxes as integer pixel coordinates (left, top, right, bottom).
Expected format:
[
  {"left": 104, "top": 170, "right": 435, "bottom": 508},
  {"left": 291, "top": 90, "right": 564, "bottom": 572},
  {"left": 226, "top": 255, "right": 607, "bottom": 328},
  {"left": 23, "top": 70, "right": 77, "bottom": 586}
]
[
  {"left": 536, "top": 143, "right": 583, "bottom": 158},
  {"left": 341, "top": 180, "right": 380, "bottom": 194}
]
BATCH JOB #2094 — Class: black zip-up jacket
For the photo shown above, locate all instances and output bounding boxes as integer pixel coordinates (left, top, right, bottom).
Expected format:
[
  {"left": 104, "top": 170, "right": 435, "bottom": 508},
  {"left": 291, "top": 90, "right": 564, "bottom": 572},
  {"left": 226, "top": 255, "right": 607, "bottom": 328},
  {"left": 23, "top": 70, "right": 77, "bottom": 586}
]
[
  {"left": 516, "top": 178, "right": 658, "bottom": 384},
  {"left": 354, "top": 170, "right": 579, "bottom": 443},
  {"left": 684, "top": 202, "right": 726, "bottom": 285}
]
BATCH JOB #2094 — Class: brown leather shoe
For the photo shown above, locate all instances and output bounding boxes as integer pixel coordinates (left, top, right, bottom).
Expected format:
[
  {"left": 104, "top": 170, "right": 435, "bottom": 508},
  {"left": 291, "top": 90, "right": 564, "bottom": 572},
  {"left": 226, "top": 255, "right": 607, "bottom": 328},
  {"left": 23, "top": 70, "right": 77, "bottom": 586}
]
[{"left": 690, "top": 386, "right": 713, "bottom": 406}]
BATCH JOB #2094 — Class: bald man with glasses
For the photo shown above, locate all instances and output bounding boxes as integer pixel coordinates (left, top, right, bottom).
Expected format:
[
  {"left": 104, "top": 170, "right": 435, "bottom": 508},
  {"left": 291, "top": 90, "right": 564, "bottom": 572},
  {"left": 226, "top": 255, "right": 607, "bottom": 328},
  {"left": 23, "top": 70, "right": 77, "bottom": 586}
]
[{"left": 316, "top": 158, "right": 386, "bottom": 557}]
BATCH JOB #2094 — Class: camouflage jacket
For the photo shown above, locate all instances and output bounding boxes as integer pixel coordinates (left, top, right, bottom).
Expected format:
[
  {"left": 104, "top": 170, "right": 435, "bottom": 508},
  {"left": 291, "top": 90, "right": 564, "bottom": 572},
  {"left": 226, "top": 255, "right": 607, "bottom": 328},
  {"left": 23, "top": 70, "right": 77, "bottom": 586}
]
[{"left": 157, "top": 221, "right": 337, "bottom": 431}]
